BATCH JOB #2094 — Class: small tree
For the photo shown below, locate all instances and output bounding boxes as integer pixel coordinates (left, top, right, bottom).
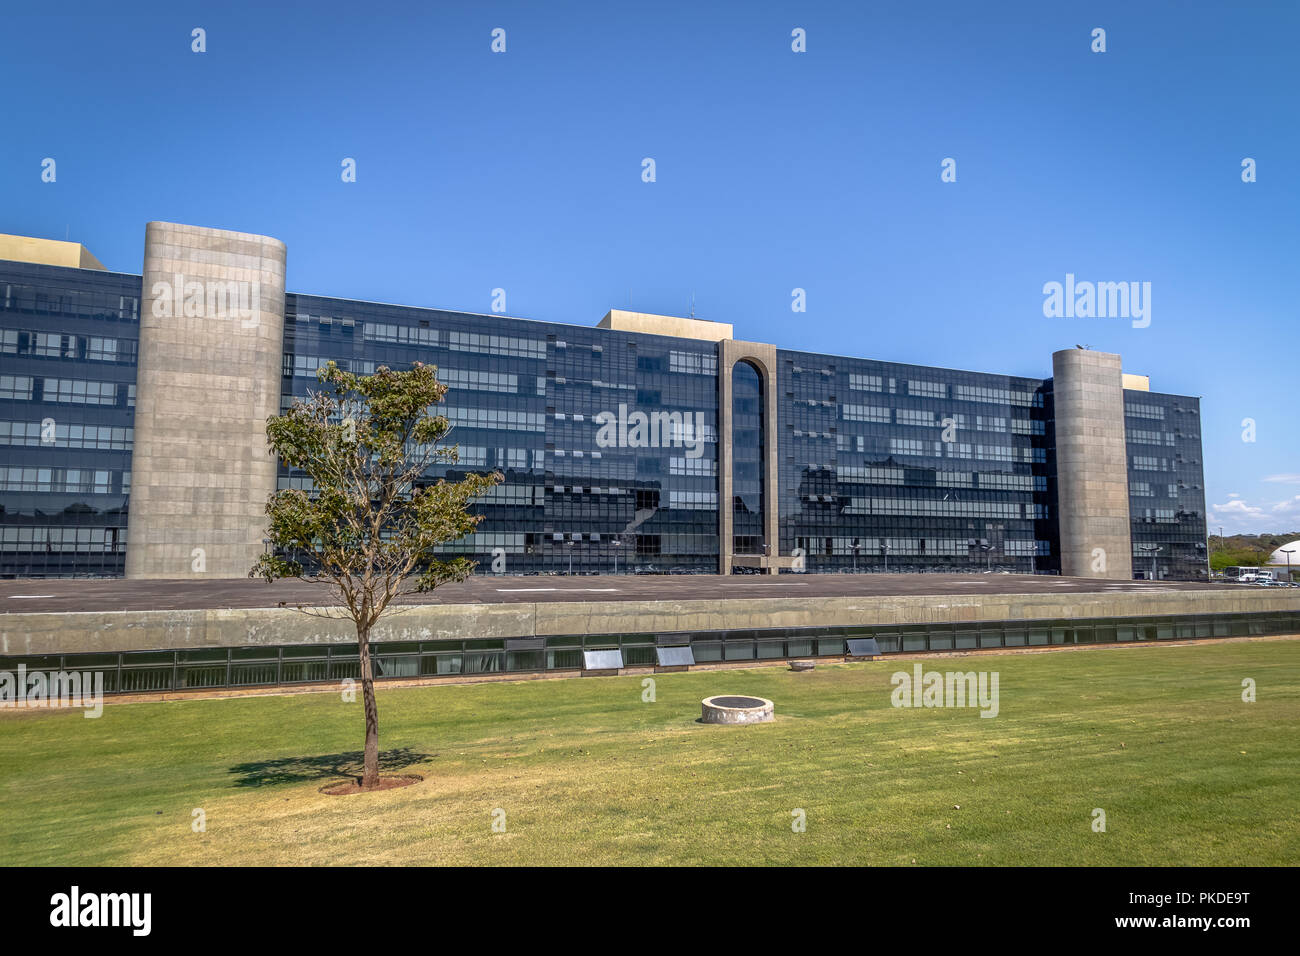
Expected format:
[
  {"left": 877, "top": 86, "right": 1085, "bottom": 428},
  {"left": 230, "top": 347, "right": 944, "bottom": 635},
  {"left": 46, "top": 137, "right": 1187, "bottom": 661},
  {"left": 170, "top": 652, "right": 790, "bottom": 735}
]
[{"left": 251, "top": 361, "right": 501, "bottom": 789}]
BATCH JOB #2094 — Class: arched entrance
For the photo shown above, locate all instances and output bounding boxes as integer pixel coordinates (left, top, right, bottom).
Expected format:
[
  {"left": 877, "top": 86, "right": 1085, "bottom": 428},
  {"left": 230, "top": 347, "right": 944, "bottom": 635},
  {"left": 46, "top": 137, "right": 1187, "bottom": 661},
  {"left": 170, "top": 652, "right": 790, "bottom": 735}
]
[
  {"left": 717, "top": 340, "right": 785, "bottom": 574},
  {"left": 731, "top": 360, "right": 765, "bottom": 556}
]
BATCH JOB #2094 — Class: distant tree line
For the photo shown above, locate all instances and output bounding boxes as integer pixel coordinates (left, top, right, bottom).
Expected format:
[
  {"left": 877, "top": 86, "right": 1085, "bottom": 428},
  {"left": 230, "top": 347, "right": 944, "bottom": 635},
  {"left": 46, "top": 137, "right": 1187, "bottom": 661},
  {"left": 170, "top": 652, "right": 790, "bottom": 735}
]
[{"left": 1207, "top": 531, "right": 1300, "bottom": 570}]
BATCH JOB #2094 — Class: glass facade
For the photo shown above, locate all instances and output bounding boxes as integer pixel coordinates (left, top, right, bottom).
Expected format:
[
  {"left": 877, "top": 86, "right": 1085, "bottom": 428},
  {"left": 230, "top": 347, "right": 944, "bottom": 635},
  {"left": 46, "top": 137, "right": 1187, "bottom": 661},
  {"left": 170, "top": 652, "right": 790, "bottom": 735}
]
[
  {"left": 1123, "top": 389, "right": 1208, "bottom": 580},
  {"left": 776, "top": 350, "right": 1053, "bottom": 573},
  {"left": 0, "top": 259, "right": 1209, "bottom": 580},
  {"left": 282, "top": 293, "right": 720, "bottom": 574},
  {"left": 0, "top": 263, "right": 139, "bottom": 576}
]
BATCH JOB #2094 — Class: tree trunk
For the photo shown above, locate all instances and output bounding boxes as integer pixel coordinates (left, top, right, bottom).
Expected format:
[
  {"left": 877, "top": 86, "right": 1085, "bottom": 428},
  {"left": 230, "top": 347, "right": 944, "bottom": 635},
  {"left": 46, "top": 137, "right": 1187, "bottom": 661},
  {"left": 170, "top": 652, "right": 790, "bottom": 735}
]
[{"left": 358, "top": 626, "right": 380, "bottom": 789}]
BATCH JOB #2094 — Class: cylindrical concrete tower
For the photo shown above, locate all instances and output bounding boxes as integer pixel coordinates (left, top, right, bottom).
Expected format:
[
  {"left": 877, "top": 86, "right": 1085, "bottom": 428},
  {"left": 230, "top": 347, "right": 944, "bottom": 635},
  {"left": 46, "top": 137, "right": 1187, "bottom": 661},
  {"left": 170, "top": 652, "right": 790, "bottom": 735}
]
[
  {"left": 1052, "top": 348, "right": 1133, "bottom": 580},
  {"left": 125, "top": 222, "right": 286, "bottom": 579}
]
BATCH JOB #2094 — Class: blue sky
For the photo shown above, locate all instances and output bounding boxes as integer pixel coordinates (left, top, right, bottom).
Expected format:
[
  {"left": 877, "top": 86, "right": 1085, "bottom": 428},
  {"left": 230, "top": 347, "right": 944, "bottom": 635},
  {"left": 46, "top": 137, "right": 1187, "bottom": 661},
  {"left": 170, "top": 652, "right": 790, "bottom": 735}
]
[{"left": 3, "top": 0, "right": 1297, "bottom": 533}]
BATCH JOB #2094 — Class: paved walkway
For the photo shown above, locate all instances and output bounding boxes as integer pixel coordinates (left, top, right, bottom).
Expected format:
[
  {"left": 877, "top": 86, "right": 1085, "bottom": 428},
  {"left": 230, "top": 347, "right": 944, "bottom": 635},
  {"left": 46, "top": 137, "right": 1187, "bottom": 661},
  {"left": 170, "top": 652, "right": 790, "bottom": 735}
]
[{"left": 0, "top": 572, "right": 1234, "bottom": 613}]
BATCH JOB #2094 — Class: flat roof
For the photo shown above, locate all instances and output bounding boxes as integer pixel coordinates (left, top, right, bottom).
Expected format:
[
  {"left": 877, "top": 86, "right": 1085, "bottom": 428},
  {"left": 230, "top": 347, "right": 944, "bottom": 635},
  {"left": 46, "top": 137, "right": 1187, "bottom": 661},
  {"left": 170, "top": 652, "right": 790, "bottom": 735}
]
[
  {"left": 0, "top": 573, "right": 1234, "bottom": 615},
  {"left": 0, "top": 233, "right": 106, "bottom": 271}
]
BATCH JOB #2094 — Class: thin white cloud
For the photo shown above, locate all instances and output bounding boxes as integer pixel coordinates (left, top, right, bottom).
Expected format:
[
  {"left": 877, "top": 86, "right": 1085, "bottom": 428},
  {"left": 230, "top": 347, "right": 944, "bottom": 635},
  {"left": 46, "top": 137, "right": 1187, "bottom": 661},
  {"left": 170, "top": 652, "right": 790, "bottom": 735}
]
[
  {"left": 1263, "top": 474, "right": 1300, "bottom": 484},
  {"left": 1270, "top": 495, "right": 1300, "bottom": 516},
  {"left": 1211, "top": 499, "right": 1266, "bottom": 519},
  {"left": 1212, "top": 493, "right": 1300, "bottom": 533}
]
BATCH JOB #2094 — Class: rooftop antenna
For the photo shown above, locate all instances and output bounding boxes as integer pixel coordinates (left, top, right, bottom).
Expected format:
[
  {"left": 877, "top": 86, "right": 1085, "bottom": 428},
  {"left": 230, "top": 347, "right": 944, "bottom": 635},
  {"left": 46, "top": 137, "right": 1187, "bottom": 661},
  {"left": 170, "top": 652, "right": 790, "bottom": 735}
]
[{"left": 689, "top": 291, "right": 696, "bottom": 319}]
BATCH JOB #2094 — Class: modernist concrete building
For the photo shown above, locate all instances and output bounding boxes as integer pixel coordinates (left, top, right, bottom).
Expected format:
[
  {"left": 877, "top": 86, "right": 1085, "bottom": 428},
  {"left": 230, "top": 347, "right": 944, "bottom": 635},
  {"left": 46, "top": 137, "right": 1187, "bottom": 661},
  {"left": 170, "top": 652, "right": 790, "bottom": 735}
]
[{"left": 1, "top": 223, "right": 1210, "bottom": 582}]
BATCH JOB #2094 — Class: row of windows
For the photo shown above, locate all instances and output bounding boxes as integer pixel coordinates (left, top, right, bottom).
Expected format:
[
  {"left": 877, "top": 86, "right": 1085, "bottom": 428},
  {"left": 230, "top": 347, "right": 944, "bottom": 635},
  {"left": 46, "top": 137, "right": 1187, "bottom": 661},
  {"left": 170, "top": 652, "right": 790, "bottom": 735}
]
[
  {"left": 456, "top": 446, "right": 543, "bottom": 470},
  {"left": 954, "top": 384, "right": 1042, "bottom": 407},
  {"left": 45, "top": 377, "right": 127, "bottom": 406},
  {"left": 1128, "top": 428, "right": 1176, "bottom": 447},
  {"left": 0, "top": 375, "right": 133, "bottom": 407},
  {"left": 803, "top": 536, "right": 1049, "bottom": 557},
  {"left": 449, "top": 330, "right": 547, "bottom": 359},
  {"left": 288, "top": 355, "right": 378, "bottom": 378},
  {"left": 792, "top": 364, "right": 1040, "bottom": 404},
  {"left": 836, "top": 465, "right": 904, "bottom": 484},
  {"left": 551, "top": 376, "right": 636, "bottom": 394},
  {"left": 668, "top": 351, "right": 717, "bottom": 375},
  {"left": 884, "top": 438, "right": 1042, "bottom": 464},
  {"left": 1133, "top": 509, "right": 1192, "bottom": 523},
  {"left": 299, "top": 315, "right": 551, "bottom": 362},
  {"left": 801, "top": 365, "right": 1039, "bottom": 397},
  {"left": 551, "top": 485, "right": 634, "bottom": 495},
  {"left": 0, "top": 468, "right": 124, "bottom": 494},
  {"left": 1130, "top": 482, "right": 1182, "bottom": 498},
  {"left": 550, "top": 457, "right": 631, "bottom": 480},
  {"left": 546, "top": 530, "right": 654, "bottom": 543},
  {"left": 978, "top": 472, "right": 1043, "bottom": 491},
  {"left": 438, "top": 368, "right": 519, "bottom": 394},
  {"left": 806, "top": 465, "right": 1040, "bottom": 494},
  {"left": 667, "top": 490, "right": 718, "bottom": 510},
  {"left": 477, "top": 485, "right": 545, "bottom": 507},
  {"left": 0, "top": 526, "right": 125, "bottom": 551},
  {"left": 907, "top": 379, "right": 947, "bottom": 399},
  {"left": 837, "top": 403, "right": 1042, "bottom": 436},
  {"left": 670, "top": 457, "right": 716, "bottom": 477},
  {"left": 843, "top": 497, "right": 1034, "bottom": 519},
  {"left": 437, "top": 532, "right": 527, "bottom": 554},
  {"left": 551, "top": 448, "right": 605, "bottom": 458},
  {"left": 361, "top": 323, "right": 440, "bottom": 347},
  {"left": 896, "top": 408, "right": 936, "bottom": 426},
  {"left": 1, "top": 283, "right": 140, "bottom": 322},
  {"left": 1125, "top": 403, "right": 1166, "bottom": 420},
  {"left": 280, "top": 460, "right": 544, "bottom": 493},
  {"left": 1, "top": 329, "right": 133, "bottom": 363},
  {"left": 843, "top": 372, "right": 881, "bottom": 393},
  {"left": 840, "top": 404, "right": 890, "bottom": 424},
  {"left": 0, "top": 421, "right": 133, "bottom": 450},
  {"left": 1131, "top": 455, "right": 1176, "bottom": 472},
  {"left": 444, "top": 407, "right": 546, "bottom": 433},
  {"left": 834, "top": 469, "right": 1041, "bottom": 492}
]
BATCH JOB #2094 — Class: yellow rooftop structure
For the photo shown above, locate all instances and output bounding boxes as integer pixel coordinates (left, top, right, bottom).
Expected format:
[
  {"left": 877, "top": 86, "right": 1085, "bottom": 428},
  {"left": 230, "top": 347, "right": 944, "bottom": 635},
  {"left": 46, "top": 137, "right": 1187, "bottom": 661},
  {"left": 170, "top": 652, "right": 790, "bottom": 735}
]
[
  {"left": 597, "top": 309, "right": 732, "bottom": 342},
  {"left": 0, "top": 233, "right": 106, "bottom": 271}
]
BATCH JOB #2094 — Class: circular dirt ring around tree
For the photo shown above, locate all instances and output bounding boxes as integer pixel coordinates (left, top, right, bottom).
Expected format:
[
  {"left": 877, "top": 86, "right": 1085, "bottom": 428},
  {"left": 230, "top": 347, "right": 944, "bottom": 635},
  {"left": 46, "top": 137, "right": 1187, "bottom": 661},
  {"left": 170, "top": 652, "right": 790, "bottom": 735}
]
[{"left": 318, "top": 774, "right": 423, "bottom": 796}]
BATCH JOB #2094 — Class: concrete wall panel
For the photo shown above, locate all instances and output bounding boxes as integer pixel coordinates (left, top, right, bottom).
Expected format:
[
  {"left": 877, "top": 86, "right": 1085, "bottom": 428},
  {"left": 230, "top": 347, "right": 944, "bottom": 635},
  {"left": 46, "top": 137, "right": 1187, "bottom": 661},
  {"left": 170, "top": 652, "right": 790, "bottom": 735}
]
[
  {"left": 1052, "top": 349, "right": 1133, "bottom": 579},
  {"left": 5, "top": 589, "right": 1297, "bottom": 657},
  {"left": 125, "top": 223, "right": 286, "bottom": 578}
]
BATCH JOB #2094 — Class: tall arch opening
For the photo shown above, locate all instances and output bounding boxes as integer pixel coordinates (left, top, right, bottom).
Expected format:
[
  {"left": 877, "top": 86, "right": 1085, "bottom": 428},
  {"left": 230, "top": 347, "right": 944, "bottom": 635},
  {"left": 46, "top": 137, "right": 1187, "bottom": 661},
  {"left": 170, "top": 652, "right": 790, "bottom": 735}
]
[{"left": 731, "top": 360, "right": 765, "bottom": 555}]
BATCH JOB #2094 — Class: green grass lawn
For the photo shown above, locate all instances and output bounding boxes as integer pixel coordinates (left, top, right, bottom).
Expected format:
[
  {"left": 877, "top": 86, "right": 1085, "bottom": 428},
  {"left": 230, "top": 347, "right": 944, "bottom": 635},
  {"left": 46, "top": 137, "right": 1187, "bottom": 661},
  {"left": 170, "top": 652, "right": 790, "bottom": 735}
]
[{"left": 1, "top": 639, "right": 1297, "bottom": 866}]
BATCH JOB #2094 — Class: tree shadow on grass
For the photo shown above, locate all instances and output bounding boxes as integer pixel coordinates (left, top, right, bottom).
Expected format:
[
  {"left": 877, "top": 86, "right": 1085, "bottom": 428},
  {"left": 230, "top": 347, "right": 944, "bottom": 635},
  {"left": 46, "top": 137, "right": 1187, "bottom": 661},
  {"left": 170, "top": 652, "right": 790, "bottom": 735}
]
[{"left": 228, "top": 747, "right": 433, "bottom": 788}]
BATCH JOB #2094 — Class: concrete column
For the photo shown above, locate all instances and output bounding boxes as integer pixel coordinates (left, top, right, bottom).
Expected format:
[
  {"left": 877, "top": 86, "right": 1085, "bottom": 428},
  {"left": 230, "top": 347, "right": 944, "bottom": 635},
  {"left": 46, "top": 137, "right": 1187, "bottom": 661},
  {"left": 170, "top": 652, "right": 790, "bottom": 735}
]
[
  {"left": 1052, "top": 348, "right": 1133, "bottom": 579},
  {"left": 125, "top": 222, "right": 286, "bottom": 579},
  {"left": 718, "top": 340, "right": 781, "bottom": 574}
]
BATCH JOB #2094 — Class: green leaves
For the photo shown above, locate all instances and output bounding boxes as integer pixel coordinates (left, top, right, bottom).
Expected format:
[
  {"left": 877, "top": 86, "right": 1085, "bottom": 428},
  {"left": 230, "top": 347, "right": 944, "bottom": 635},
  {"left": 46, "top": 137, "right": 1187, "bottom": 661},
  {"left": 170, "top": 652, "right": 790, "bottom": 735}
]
[{"left": 251, "top": 360, "right": 503, "bottom": 628}]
